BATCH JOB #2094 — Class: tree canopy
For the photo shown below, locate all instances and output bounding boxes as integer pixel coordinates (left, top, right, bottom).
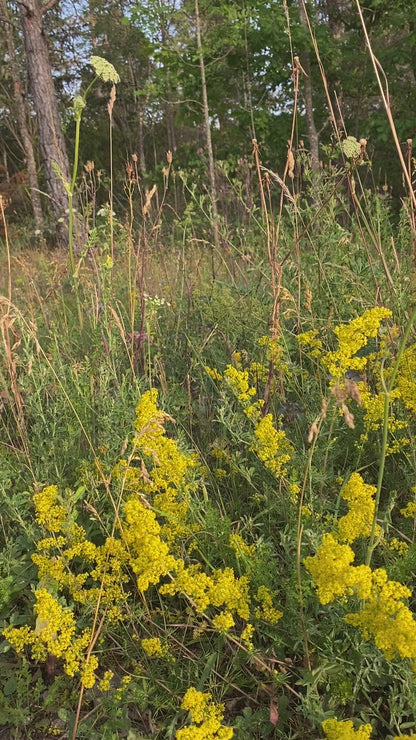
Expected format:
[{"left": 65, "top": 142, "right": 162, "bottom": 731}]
[{"left": 1, "top": 0, "right": 415, "bottom": 242}]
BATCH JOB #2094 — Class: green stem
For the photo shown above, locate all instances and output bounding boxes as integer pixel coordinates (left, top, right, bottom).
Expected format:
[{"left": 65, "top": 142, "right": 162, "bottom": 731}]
[
  {"left": 68, "top": 77, "right": 97, "bottom": 329},
  {"left": 68, "top": 77, "right": 97, "bottom": 279},
  {"left": 366, "top": 303, "right": 416, "bottom": 566}
]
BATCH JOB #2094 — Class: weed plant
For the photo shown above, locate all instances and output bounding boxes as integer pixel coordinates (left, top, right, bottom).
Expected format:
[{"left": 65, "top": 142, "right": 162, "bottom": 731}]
[{"left": 2, "top": 39, "right": 416, "bottom": 740}]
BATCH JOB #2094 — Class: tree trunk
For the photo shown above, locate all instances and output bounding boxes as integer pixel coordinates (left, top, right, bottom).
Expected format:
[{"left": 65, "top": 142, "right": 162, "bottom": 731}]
[
  {"left": 1, "top": 0, "right": 44, "bottom": 236},
  {"left": 194, "top": 0, "right": 220, "bottom": 249},
  {"left": 298, "top": 0, "right": 320, "bottom": 172},
  {"left": 18, "top": 0, "right": 71, "bottom": 247}
]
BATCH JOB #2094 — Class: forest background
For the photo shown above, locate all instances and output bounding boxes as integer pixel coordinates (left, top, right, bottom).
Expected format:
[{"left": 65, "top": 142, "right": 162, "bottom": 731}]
[{"left": 1, "top": 0, "right": 416, "bottom": 238}]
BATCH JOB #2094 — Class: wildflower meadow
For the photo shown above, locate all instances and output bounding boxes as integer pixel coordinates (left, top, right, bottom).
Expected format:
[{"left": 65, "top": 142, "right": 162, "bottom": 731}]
[{"left": 2, "top": 42, "right": 416, "bottom": 740}]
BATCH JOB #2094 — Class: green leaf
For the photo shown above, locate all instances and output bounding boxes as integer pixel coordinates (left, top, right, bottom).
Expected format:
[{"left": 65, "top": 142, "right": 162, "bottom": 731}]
[{"left": 3, "top": 676, "right": 17, "bottom": 696}]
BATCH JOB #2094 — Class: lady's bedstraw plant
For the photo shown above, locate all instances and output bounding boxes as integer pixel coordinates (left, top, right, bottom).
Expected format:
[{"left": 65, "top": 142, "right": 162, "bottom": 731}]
[
  {"left": 4, "top": 389, "right": 283, "bottom": 724},
  {"left": 206, "top": 348, "right": 295, "bottom": 484},
  {"left": 298, "top": 305, "right": 416, "bottom": 560},
  {"left": 298, "top": 305, "right": 416, "bottom": 697},
  {"left": 176, "top": 687, "right": 234, "bottom": 739},
  {"left": 305, "top": 470, "right": 416, "bottom": 669}
]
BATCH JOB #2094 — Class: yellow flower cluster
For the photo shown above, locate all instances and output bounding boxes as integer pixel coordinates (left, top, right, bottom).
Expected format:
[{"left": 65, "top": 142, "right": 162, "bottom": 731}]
[
  {"left": 161, "top": 562, "right": 250, "bottom": 621},
  {"left": 250, "top": 413, "right": 293, "bottom": 479},
  {"left": 99, "top": 669, "right": 114, "bottom": 691},
  {"left": 249, "top": 361, "right": 269, "bottom": 383},
  {"left": 336, "top": 473, "right": 376, "bottom": 544},
  {"left": 400, "top": 493, "right": 416, "bottom": 519},
  {"left": 141, "top": 637, "right": 166, "bottom": 657},
  {"left": 229, "top": 533, "right": 256, "bottom": 559},
  {"left": 304, "top": 533, "right": 372, "bottom": 605},
  {"left": 395, "top": 344, "right": 416, "bottom": 415},
  {"left": 205, "top": 366, "right": 222, "bottom": 381},
  {"left": 134, "top": 391, "right": 193, "bottom": 490},
  {"left": 212, "top": 611, "right": 235, "bottom": 632},
  {"left": 254, "top": 586, "right": 283, "bottom": 624},
  {"left": 344, "top": 569, "right": 416, "bottom": 661},
  {"left": 258, "top": 334, "right": 284, "bottom": 366},
  {"left": 306, "top": 473, "right": 416, "bottom": 668},
  {"left": 359, "top": 386, "right": 406, "bottom": 448},
  {"left": 3, "top": 589, "right": 94, "bottom": 685},
  {"left": 224, "top": 365, "right": 256, "bottom": 402},
  {"left": 388, "top": 538, "right": 408, "bottom": 555},
  {"left": 297, "top": 329, "right": 323, "bottom": 359},
  {"left": 81, "top": 655, "right": 99, "bottom": 689},
  {"left": 322, "top": 718, "right": 372, "bottom": 739},
  {"left": 240, "top": 623, "right": 255, "bottom": 649},
  {"left": 123, "top": 495, "right": 176, "bottom": 592},
  {"left": 5, "top": 389, "right": 285, "bottom": 696},
  {"left": 176, "top": 687, "right": 233, "bottom": 740},
  {"left": 114, "top": 390, "right": 196, "bottom": 544},
  {"left": 33, "top": 485, "right": 66, "bottom": 533},
  {"left": 322, "top": 307, "right": 392, "bottom": 379}
]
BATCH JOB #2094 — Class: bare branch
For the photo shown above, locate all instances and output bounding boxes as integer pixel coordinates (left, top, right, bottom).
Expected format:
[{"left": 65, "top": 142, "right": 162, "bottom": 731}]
[{"left": 41, "top": 0, "right": 60, "bottom": 14}]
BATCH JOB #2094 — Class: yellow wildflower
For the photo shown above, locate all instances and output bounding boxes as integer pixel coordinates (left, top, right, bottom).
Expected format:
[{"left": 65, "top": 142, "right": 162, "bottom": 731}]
[
  {"left": 345, "top": 568, "right": 416, "bottom": 662},
  {"left": 395, "top": 344, "right": 416, "bottom": 415},
  {"left": 229, "top": 533, "right": 256, "bottom": 559},
  {"left": 141, "top": 637, "right": 166, "bottom": 657},
  {"left": 3, "top": 589, "right": 91, "bottom": 680},
  {"left": 224, "top": 365, "right": 256, "bottom": 402},
  {"left": 209, "top": 569, "right": 250, "bottom": 621},
  {"left": 249, "top": 361, "right": 269, "bottom": 383},
  {"left": 254, "top": 585, "right": 282, "bottom": 624},
  {"left": 123, "top": 495, "right": 176, "bottom": 592},
  {"left": 212, "top": 611, "right": 235, "bottom": 632},
  {"left": 400, "top": 499, "right": 416, "bottom": 519},
  {"left": 322, "top": 718, "right": 373, "bottom": 739},
  {"left": 160, "top": 560, "right": 212, "bottom": 613},
  {"left": 336, "top": 473, "right": 376, "bottom": 544},
  {"left": 177, "top": 688, "right": 233, "bottom": 740},
  {"left": 241, "top": 623, "right": 255, "bottom": 649},
  {"left": 304, "top": 534, "right": 372, "bottom": 604},
  {"left": 115, "top": 674, "right": 132, "bottom": 700},
  {"left": 388, "top": 538, "right": 408, "bottom": 555},
  {"left": 322, "top": 307, "right": 391, "bottom": 379},
  {"left": 250, "top": 414, "right": 293, "bottom": 479},
  {"left": 205, "top": 366, "right": 222, "bottom": 381},
  {"left": 297, "top": 329, "right": 323, "bottom": 359},
  {"left": 80, "top": 655, "right": 99, "bottom": 688},
  {"left": 99, "top": 670, "right": 114, "bottom": 691},
  {"left": 33, "top": 485, "right": 66, "bottom": 533}
]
